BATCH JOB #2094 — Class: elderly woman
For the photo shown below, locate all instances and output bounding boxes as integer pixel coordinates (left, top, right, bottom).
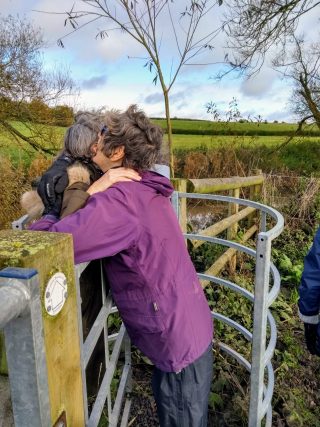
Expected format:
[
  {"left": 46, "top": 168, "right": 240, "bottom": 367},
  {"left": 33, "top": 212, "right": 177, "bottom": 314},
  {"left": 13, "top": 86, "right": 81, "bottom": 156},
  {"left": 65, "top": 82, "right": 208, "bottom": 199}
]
[{"left": 30, "top": 105, "right": 213, "bottom": 427}]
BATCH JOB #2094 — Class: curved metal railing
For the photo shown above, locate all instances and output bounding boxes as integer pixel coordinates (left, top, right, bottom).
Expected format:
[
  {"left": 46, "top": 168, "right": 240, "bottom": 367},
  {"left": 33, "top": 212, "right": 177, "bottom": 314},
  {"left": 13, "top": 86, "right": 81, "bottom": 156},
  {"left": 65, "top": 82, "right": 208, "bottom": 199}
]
[
  {"left": 172, "top": 192, "right": 284, "bottom": 427},
  {"left": 74, "top": 262, "right": 132, "bottom": 427}
]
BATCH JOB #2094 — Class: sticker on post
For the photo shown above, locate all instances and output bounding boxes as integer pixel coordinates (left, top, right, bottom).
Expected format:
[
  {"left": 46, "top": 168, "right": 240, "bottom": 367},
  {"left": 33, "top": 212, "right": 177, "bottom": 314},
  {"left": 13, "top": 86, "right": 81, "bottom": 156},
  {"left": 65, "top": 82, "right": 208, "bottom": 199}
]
[{"left": 45, "top": 272, "right": 68, "bottom": 316}]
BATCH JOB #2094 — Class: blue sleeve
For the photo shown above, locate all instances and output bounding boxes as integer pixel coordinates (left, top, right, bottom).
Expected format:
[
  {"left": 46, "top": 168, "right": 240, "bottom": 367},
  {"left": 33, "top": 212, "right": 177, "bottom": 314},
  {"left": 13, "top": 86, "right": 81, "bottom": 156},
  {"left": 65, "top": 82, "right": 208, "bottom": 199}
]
[{"left": 298, "top": 227, "right": 320, "bottom": 323}]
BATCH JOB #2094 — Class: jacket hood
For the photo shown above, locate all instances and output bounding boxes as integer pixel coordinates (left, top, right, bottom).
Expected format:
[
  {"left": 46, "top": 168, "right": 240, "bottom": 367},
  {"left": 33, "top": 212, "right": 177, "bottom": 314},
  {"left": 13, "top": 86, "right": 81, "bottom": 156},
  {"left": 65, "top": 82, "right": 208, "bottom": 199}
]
[{"left": 141, "top": 170, "right": 173, "bottom": 197}]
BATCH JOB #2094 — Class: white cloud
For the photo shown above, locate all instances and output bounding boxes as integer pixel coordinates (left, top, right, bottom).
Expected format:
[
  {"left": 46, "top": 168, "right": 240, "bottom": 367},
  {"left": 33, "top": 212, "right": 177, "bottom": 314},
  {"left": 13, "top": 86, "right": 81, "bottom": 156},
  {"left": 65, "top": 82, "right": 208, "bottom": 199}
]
[
  {"left": 1, "top": 0, "right": 298, "bottom": 123},
  {"left": 240, "top": 68, "right": 278, "bottom": 97},
  {"left": 27, "top": 0, "right": 143, "bottom": 63},
  {"left": 94, "top": 33, "right": 143, "bottom": 62}
]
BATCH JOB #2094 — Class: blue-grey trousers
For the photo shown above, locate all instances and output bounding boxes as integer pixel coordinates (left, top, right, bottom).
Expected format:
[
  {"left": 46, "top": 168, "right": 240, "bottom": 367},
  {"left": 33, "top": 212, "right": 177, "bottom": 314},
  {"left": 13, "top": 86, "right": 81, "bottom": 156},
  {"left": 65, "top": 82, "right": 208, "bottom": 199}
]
[{"left": 152, "top": 344, "right": 213, "bottom": 427}]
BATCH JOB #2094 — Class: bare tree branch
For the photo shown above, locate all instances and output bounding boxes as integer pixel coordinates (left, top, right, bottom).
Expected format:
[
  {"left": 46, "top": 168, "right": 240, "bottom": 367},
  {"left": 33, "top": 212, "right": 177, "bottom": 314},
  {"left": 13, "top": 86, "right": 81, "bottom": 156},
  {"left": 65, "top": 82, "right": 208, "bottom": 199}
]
[
  {"left": 269, "top": 114, "right": 314, "bottom": 153},
  {"left": 40, "top": 0, "right": 222, "bottom": 175},
  {"left": 224, "top": 0, "right": 320, "bottom": 73},
  {"left": 274, "top": 37, "right": 320, "bottom": 130}
]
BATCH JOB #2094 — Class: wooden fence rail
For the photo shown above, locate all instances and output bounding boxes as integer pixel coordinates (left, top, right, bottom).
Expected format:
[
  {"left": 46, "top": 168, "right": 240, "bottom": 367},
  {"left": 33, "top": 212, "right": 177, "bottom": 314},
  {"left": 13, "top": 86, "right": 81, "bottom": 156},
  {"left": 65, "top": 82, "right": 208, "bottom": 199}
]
[
  {"left": 186, "top": 174, "right": 264, "bottom": 193},
  {"left": 172, "top": 171, "right": 264, "bottom": 284}
]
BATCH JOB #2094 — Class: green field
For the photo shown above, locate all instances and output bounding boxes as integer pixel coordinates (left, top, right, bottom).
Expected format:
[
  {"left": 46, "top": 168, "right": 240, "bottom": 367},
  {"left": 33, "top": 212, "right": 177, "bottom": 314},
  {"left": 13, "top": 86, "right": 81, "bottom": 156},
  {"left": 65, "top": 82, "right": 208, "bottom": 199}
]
[
  {"left": 4, "top": 132, "right": 320, "bottom": 167},
  {"left": 1, "top": 120, "right": 320, "bottom": 176},
  {"left": 169, "top": 133, "right": 320, "bottom": 150},
  {"left": 0, "top": 121, "right": 65, "bottom": 166},
  {"left": 152, "top": 118, "right": 320, "bottom": 137}
]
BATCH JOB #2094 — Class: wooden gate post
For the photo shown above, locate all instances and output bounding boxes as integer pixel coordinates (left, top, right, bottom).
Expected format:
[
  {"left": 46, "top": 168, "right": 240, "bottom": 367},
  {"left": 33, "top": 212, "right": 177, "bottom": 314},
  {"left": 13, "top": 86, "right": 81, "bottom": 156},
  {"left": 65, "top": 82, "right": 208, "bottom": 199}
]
[
  {"left": 248, "top": 169, "right": 263, "bottom": 227},
  {"left": 227, "top": 188, "right": 240, "bottom": 273},
  {"left": 0, "top": 230, "right": 85, "bottom": 427},
  {"left": 171, "top": 179, "right": 187, "bottom": 233}
]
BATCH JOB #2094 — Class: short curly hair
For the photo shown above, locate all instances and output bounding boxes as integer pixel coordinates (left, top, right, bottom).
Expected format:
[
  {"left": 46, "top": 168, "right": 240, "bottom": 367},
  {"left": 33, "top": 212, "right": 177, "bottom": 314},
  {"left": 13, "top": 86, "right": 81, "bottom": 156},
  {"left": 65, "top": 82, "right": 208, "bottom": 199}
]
[{"left": 101, "top": 105, "right": 163, "bottom": 171}]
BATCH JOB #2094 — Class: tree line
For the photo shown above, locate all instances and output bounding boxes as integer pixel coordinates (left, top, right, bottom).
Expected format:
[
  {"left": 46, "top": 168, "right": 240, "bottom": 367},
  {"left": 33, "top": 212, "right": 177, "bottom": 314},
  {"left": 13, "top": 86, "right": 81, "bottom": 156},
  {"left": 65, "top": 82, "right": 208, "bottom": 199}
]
[{"left": 3, "top": 97, "right": 74, "bottom": 127}]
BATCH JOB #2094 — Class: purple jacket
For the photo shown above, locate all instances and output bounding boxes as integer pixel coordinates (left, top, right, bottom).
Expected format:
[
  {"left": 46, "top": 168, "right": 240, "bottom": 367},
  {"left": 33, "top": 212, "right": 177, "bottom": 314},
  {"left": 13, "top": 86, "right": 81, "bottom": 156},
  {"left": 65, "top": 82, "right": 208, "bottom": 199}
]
[{"left": 30, "top": 171, "right": 213, "bottom": 372}]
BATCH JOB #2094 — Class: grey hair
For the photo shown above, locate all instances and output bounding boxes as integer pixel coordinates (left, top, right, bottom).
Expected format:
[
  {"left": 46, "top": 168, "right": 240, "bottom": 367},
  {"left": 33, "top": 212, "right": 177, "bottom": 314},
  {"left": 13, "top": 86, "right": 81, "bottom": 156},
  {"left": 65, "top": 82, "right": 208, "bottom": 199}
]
[
  {"left": 63, "top": 112, "right": 104, "bottom": 159},
  {"left": 101, "top": 105, "right": 163, "bottom": 171}
]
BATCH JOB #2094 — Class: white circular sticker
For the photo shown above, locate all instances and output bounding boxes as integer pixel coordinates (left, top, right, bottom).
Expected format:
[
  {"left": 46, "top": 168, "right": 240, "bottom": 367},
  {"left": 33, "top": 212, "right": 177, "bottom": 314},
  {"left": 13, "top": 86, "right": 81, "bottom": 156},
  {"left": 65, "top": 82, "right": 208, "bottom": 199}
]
[{"left": 44, "top": 272, "right": 68, "bottom": 316}]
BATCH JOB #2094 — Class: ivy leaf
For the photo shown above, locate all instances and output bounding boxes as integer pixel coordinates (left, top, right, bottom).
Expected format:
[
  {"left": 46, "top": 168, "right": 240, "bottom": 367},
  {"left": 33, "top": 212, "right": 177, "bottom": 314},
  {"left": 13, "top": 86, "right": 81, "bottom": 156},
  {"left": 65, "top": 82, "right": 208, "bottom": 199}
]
[{"left": 279, "top": 254, "right": 293, "bottom": 271}]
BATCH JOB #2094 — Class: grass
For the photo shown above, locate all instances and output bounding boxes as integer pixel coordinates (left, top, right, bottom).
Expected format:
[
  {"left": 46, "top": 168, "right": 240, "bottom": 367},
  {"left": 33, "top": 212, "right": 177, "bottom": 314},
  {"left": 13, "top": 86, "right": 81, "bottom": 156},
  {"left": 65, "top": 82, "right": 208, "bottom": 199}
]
[
  {"left": 3, "top": 132, "right": 320, "bottom": 163},
  {"left": 1, "top": 120, "right": 320, "bottom": 177},
  {"left": 0, "top": 121, "right": 66, "bottom": 142},
  {"left": 172, "top": 138, "right": 320, "bottom": 177},
  {"left": 4, "top": 132, "right": 318, "bottom": 168},
  {"left": 152, "top": 118, "right": 320, "bottom": 136},
  {"left": 0, "top": 121, "right": 65, "bottom": 166},
  {"left": 169, "top": 134, "right": 320, "bottom": 150}
]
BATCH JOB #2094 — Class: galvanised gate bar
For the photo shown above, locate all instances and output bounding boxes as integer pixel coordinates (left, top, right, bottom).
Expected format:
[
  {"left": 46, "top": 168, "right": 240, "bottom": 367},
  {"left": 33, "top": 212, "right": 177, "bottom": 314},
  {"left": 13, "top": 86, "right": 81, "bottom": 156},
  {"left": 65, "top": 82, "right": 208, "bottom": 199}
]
[
  {"left": 0, "top": 187, "right": 283, "bottom": 427},
  {"left": 172, "top": 191, "right": 284, "bottom": 427}
]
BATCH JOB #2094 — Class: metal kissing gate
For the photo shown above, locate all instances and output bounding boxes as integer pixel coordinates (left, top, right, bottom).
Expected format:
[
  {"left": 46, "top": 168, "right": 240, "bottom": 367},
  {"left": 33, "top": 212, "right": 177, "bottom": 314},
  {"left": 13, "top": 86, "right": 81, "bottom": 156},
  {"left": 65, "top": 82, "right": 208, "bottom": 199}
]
[
  {"left": 0, "top": 190, "right": 283, "bottom": 427},
  {"left": 172, "top": 192, "right": 284, "bottom": 427}
]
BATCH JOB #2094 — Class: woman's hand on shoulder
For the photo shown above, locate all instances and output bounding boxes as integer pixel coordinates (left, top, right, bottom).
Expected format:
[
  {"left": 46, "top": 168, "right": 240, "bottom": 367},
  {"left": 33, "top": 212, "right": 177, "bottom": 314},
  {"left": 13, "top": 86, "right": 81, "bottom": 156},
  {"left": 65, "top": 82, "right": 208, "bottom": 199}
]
[{"left": 86, "top": 167, "right": 141, "bottom": 196}]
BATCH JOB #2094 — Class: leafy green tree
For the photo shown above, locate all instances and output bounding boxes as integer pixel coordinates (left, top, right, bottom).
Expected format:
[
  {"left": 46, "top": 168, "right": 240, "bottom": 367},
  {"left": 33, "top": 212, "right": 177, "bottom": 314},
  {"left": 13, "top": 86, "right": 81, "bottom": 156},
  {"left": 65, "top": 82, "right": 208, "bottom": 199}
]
[{"left": 51, "top": 105, "right": 74, "bottom": 127}]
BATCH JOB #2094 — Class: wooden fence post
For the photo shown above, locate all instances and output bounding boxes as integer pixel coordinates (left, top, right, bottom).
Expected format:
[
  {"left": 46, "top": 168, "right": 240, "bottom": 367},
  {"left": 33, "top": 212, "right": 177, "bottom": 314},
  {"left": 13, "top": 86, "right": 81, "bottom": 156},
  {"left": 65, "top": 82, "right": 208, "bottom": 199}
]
[
  {"left": 248, "top": 169, "right": 263, "bottom": 227},
  {"left": 0, "top": 230, "right": 85, "bottom": 427},
  {"left": 227, "top": 188, "right": 240, "bottom": 273},
  {"left": 171, "top": 179, "right": 187, "bottom": 233}
]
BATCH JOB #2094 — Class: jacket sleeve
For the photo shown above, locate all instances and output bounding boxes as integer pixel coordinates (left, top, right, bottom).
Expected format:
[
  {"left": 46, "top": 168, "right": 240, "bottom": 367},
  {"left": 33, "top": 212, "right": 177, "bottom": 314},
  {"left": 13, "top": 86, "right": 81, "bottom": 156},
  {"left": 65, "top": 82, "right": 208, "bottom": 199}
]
[
  {"left": 60, "top": 182, "right": 90, "bottom": 219},
  {"left": 298, "top": 227, "right": 320, "bottom": 324},
  {"left": 29, "top": 185, "right": 138, "bottom": 264}
]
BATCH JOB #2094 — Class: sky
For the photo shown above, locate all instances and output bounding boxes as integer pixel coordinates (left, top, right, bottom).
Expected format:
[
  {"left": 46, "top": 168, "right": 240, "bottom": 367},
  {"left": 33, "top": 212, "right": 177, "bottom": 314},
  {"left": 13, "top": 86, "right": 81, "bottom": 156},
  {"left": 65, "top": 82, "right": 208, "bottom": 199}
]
[{"left": 2, "top": 0, "right": 318, "bottom": 122}]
